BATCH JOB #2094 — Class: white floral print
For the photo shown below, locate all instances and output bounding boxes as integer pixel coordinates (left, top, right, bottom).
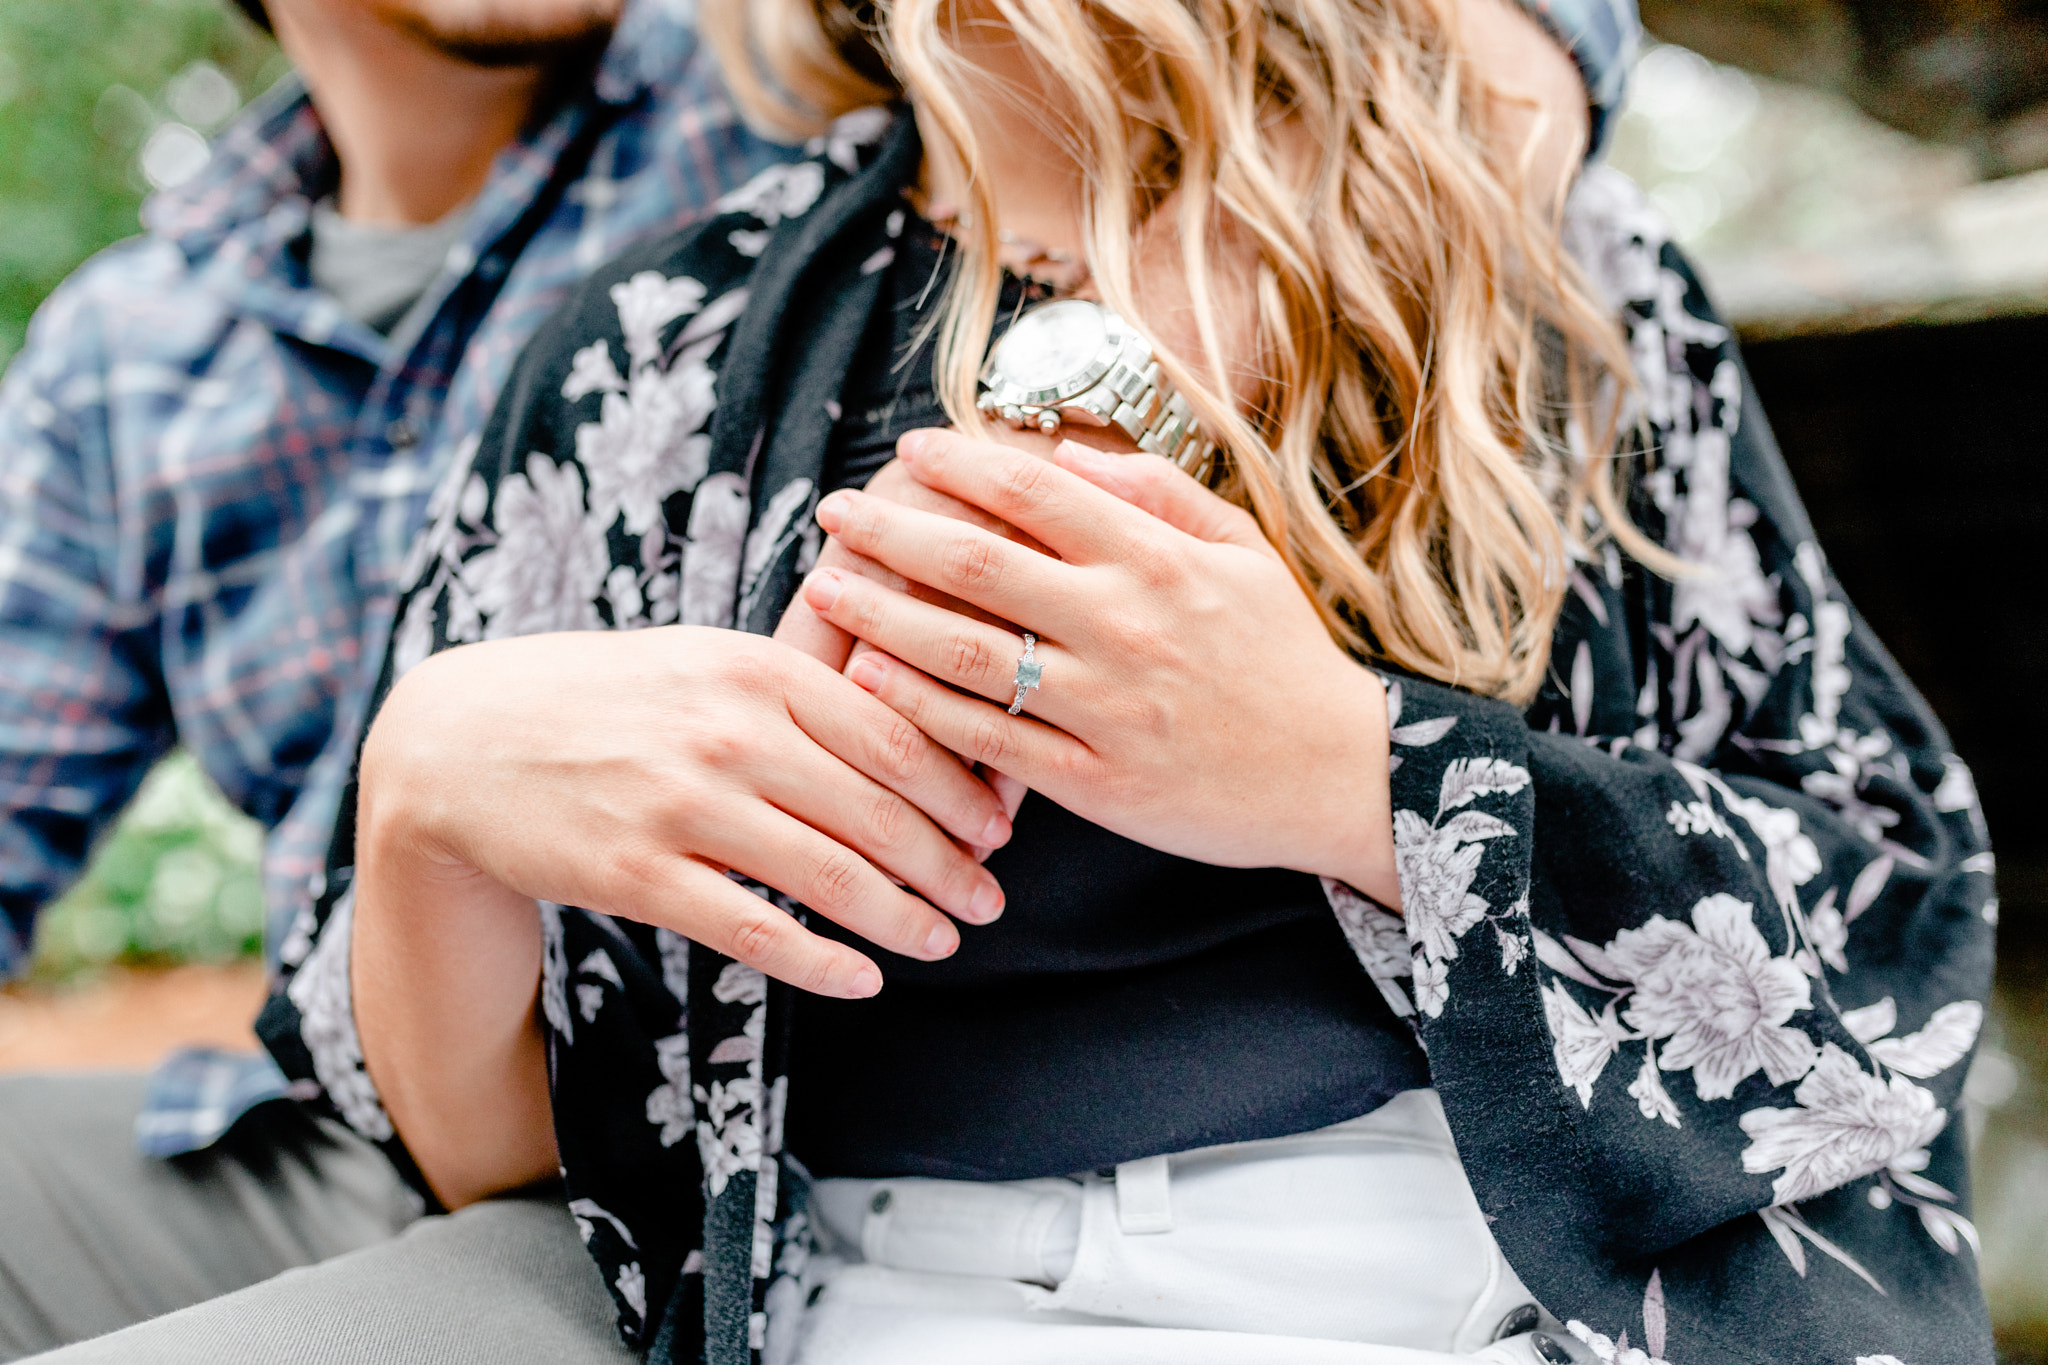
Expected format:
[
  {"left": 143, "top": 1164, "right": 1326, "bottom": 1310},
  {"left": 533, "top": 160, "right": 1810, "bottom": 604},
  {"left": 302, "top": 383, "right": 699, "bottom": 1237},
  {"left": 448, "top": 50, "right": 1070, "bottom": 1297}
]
[
  {"left": 1320, "top": 877, "right": 1415, "bottom": 1018},
  {"left": 714, "top": 162, "right": 825, "bottom": 227},
  {"left": 646, "top": 1033, "right": 695, "bottom": 1148},
  {"left": 1739, "top": 1043, "right": 1947, "bottom": 1205},
  {"left": 680, "top": 472, "right": 750, "bottom": 629},
  {"left": 285, "top": 887, "right": 393, "bottom": 1142},
  {"left": 610, "top": 270, "right": 706, "bottom": 368},
  {"left": 1543, "top": 980, "right": 1629, "bottom": 1107},
  {"left": 570, "top": 277, "right": 728, "bottom": 535},
  {"left": 616, "top": 1262, "right": 647, "bottom": 1322},
  {"left": 696, "top": 960, "right": 769, "bottom": 1198},
  {"left": 1865, "top": 1001, "right": 1983, "bottom": 1078},
  {"left": 1629, "top": 1043, "right": 1684, "bottom": 1128},
  {"left": 1601, "top": 894, "right": 1819, "bottom": 1100},
  {"left": 575, "top": 349, "right": 717, "bottom": 534},
  {"left": 539, "top": 901, "right": 575, "bottom": 1043},
  {"left": 462, "top": 455, "right": 610, "bottom": 638},
  {"left": 1569, "top": 1319, "right": 1672, "bottom": 1365}
]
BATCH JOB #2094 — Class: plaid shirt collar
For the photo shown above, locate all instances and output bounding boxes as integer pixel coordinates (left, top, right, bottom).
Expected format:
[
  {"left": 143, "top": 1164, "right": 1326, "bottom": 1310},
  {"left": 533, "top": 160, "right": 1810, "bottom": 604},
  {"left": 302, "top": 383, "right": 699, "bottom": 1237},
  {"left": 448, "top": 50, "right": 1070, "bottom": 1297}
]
[{"left": 134, "top": 0, "right": 690, "bottom": 352}]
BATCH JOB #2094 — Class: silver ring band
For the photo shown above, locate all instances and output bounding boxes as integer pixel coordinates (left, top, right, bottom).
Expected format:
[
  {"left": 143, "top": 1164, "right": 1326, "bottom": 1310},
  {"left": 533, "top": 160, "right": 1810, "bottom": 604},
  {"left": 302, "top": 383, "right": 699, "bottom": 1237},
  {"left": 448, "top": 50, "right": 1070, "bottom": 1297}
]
[{"left": 1009, "top": 633, "right": 1042, "bottom": 715}]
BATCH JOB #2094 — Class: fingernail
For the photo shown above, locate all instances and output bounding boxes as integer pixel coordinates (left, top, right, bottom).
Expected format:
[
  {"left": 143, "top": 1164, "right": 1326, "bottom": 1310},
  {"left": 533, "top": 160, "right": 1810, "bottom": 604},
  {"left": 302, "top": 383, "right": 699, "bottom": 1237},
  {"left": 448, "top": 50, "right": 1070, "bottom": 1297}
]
[
  {"left": 1057, "top": 439, "right": 1108, "bottom": 469},
  {"left": 846, "top": 654, "right": 884, "bottom": 691},
  {"left": 966, "top": 879, "right": 1005, "bottom": 924},
  {"left": 980, "top": 811, "right": 1012, "bottom": 850},
  {"left": 815, "top": 491, "right": 851, "bottom": 532},
  {"left": 847, "top": 965, "right": 883, "bottom": 999},
  {"left": 897, "top": 429, "right": 937, "bottom": 462},
  {"left": 804, "top": 569, "right": 843, "bottom": 611},
  {"left": 923, "top": 920, "right": 960, "bottom": 959}
]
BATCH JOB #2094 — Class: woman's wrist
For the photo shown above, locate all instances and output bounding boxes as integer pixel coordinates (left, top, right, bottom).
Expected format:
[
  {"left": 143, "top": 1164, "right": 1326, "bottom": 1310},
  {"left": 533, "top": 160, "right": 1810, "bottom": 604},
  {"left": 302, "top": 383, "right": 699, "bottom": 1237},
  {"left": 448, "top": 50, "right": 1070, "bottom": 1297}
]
[{"left": 1308, "top": 661, "right": 1401, "bottom": 908}]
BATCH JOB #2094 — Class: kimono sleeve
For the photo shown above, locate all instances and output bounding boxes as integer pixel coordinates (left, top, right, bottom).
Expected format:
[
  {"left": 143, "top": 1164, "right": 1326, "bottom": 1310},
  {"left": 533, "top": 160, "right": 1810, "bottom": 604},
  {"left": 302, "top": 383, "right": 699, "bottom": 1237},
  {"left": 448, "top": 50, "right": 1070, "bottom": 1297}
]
[
  {"left": 254, "top": 225, "right": 751, "bottom": 1212},
  {"left": 1372, "top": 207, "right": 1994, "bottom": 1363}
]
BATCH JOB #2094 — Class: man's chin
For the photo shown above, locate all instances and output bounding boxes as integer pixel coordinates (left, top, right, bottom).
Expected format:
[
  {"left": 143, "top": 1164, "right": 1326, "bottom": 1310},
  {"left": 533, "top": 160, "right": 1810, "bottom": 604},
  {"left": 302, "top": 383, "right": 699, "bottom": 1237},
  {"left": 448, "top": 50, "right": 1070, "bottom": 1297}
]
[{"left": 383, "top": 0, "right": 621, "bottom": 67}]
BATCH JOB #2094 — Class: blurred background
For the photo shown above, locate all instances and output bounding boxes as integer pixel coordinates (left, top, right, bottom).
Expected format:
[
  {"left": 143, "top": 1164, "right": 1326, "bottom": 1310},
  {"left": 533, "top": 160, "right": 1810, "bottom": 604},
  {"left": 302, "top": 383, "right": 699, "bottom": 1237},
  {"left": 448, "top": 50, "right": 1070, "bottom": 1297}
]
[{"left": 0, "top": 0, "right": 2043, "bottom": 1354}]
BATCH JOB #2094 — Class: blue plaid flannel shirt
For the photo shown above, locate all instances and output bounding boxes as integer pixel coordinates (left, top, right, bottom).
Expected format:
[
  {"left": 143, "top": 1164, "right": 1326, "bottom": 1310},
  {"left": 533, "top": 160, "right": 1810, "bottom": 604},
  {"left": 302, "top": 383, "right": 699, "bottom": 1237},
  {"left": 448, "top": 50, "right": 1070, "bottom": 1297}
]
[
  {"left": 0, "top": 0, "right": 792, "bottom": 1152},
  {"left": 0, "top": 0, "right": 1638, "bottom": 1159}
]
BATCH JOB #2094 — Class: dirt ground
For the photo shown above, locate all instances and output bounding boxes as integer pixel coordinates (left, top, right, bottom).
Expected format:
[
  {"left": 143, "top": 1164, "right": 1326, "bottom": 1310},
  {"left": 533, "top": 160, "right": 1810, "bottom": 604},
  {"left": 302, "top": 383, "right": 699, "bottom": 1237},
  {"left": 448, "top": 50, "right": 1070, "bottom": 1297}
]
[{"left": 0, "top": 963, "right": 266, "bottom": 1073}]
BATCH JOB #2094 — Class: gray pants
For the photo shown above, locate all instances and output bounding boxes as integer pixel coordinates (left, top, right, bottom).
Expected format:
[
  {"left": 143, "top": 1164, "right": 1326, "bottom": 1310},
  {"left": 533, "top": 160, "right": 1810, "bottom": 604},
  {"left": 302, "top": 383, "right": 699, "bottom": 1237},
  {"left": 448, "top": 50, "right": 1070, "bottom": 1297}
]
[{"left": 0, "top": 1073, "right": 636, "bottom": 1363}]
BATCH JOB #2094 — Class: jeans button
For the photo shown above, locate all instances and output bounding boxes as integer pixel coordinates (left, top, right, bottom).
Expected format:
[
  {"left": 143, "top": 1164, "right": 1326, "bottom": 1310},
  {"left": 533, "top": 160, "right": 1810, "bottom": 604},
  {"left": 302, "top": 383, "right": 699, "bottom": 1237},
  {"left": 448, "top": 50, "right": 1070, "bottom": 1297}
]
[{"left": 1494, "top": 1303, "right": 1541, "bottom": 1341}]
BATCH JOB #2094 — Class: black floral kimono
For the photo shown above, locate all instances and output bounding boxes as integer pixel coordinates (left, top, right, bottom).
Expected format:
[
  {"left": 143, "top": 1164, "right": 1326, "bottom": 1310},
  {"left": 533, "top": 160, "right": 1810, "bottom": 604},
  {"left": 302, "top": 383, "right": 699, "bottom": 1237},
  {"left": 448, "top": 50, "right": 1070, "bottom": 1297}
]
[{"left": 258, "top": 109, "right": 1998, "bottom": 1365}]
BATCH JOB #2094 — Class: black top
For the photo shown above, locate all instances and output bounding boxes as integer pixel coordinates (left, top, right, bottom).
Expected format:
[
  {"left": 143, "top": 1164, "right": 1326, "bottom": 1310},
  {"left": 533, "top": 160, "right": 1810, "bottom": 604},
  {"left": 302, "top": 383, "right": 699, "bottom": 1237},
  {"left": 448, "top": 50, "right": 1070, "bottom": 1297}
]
[{"left": 783, "top": 213, "right": 1428, "bottom": 1180}]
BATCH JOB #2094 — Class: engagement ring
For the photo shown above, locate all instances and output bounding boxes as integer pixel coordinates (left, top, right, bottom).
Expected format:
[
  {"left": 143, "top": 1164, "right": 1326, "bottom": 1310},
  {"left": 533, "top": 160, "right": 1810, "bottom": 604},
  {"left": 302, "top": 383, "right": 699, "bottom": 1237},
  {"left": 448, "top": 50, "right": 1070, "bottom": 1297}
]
[{"left": 1010, "top": 633, "right": 1042, "bottom": 715}]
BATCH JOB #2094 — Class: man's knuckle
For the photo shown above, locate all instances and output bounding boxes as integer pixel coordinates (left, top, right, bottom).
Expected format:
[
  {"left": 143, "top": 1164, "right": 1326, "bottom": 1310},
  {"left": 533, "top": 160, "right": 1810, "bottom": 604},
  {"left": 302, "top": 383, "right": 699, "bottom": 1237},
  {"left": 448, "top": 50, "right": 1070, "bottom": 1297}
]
[
  {"left": 862, "top": 786, "right": 908, "bottom": 848},
  {"left": 888, "top": 903, "right": 937, "bottom": 955},
  {"left": 892, "top": 685, "right": 929, "bottom": 727},
  {"left": 693, "top": 724, "right": 753, "bottom": 773},
  {"left": 729, "top": 908, "right": 785, "bottom": 965},
  {"left": 790, "top": 951, "right": 841, "bottom": 997},
  {"left": 605, "top": 843, "right": 668, "bottom": 903},
  {"left": 940, "top": 536, "right": 1000, "bottom": 593},
  {"left": 809, "top": 849, "right": 866, "bottom": 910},
  {"left": 970, "top": 715, "right": 1012, "bottom": 765},
  {"left": 879, "top": 716, "right": 926, "bottom": 782},
  {"left": 940, "top": 854, "right": 985, "bottom": 910},
  {"left": 718, "top": 643, "right": 778, "bottom": 692}
]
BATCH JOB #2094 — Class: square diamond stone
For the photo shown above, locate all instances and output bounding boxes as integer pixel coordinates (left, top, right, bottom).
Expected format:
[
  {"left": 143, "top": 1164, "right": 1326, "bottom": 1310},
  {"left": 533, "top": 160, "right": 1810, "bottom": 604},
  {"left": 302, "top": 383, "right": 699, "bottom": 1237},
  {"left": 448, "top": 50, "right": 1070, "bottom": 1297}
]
[{"left": 1016, "top": 658, "right": 1043, "bottom": 690}]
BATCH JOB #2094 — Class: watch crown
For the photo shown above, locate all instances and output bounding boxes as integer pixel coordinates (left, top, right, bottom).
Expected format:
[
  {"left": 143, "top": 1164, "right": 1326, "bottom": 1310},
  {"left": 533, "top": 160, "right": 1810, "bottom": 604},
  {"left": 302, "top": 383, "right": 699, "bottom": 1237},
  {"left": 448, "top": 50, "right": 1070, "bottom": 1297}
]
[{"left": 1036, "top": 411, "right": 1062, "bottom": 436}]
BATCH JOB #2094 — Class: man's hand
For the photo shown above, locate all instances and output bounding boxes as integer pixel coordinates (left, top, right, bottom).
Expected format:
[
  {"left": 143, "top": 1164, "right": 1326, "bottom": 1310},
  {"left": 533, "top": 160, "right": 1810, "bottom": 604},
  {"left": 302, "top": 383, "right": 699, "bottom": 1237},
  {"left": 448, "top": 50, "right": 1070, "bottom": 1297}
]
[
  {"left": 350, "top": 624, "right": 1016, "bottom": 1207},
  {"left": 359, "top": 626, "right": 1013, "bottom": 994}
]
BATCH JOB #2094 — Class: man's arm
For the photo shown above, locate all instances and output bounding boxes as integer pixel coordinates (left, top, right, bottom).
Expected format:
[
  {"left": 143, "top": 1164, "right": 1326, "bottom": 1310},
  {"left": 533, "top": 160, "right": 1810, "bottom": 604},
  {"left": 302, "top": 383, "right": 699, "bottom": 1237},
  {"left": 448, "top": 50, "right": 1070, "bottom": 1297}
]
[{"left": 0, "top": 270, "right": 176, "bottom": 974}]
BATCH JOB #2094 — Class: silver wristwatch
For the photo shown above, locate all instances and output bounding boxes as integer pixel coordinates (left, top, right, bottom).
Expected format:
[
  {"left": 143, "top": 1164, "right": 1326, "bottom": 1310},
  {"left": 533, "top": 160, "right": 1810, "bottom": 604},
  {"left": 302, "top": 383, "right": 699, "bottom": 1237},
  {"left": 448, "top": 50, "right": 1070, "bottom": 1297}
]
[{"left": 977, "top": 299, "right": 1214, "bottom": 471}]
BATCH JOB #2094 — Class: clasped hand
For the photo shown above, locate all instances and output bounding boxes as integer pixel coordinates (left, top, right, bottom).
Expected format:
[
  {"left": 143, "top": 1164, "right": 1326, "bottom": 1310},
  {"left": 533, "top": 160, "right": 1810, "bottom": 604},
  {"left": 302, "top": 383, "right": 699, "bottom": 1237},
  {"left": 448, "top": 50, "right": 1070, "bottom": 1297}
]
[{"left": 800, "top": 428, "right": 1398, "bottom": 906}]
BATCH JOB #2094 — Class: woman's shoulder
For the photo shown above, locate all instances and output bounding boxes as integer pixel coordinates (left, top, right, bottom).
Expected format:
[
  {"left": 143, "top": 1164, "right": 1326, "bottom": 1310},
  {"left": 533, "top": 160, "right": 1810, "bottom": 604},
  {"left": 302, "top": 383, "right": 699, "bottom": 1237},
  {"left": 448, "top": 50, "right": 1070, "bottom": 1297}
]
[
  {"left": 512, "top": 112, "right": 908, "bottom": 414},
  {"left": 515, "top": 202, "right": 772, "bottom": 397}
]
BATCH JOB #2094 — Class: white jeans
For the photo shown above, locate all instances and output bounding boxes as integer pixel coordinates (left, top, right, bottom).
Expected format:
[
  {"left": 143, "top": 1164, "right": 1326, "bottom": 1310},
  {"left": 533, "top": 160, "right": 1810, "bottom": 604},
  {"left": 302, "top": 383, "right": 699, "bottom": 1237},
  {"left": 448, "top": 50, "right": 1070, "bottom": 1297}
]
[{"left": 788, "top": 1090, "right": 1590, "bottom": 1365}]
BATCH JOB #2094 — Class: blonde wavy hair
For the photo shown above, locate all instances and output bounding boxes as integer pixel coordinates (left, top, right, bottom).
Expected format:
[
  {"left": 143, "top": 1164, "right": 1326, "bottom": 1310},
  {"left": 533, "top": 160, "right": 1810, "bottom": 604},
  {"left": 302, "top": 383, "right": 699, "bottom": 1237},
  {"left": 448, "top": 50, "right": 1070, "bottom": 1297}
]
[{"left": 704, "top": 0, "right": 1665, "bottom": 704}]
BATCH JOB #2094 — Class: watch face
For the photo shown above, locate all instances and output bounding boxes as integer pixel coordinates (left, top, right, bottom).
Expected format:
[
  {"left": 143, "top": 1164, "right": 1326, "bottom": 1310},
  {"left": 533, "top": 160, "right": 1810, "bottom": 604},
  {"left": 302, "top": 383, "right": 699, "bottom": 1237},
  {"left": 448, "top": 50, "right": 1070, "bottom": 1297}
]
[{"left": 990, "top": 299, "right": 1110, "bottom": 397}]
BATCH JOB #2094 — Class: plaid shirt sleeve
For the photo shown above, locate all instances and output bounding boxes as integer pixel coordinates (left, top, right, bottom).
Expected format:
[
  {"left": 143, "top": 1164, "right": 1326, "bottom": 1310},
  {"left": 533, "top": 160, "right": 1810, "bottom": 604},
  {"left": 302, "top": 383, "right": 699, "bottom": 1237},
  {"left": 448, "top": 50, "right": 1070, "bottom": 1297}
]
[{"left": 0, "top": 251, "right": 179, "bottom": 975}]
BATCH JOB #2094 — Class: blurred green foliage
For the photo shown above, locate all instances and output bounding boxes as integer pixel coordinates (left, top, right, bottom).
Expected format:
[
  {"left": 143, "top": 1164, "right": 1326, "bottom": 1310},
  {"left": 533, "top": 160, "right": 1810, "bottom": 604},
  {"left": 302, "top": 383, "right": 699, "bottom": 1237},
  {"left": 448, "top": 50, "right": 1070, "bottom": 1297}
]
[
  {"left": 2, "top": 0, "right": 280, "bottom": 979},
  {"left": 0, "top": 0, "right": 284, "bottom": 369},
  {"left": 30, "top": 755, "right": 268, "bottom": 982}
]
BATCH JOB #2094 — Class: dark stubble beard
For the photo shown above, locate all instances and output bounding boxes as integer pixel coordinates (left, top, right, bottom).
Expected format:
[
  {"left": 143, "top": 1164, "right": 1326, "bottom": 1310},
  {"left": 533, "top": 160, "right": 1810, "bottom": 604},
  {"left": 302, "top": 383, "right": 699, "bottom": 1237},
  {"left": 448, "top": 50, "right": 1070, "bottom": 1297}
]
[{"left": 376, "top": 0, "right": 622, "bottom": 67}]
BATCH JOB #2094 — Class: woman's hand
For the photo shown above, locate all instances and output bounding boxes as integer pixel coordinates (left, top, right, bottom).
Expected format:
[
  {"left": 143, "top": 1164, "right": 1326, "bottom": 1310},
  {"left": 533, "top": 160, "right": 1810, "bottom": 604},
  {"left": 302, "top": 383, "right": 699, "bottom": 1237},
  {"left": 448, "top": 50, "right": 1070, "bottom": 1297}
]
[
  {"left": 773, "top": 440, "right": 1081, "bottom": 856},
  {"left": 800, "top": 428, "right": 1399, "bottom": 905},
  {"left": 774, "top": 451, "right": 1048, "bottom": 671}
]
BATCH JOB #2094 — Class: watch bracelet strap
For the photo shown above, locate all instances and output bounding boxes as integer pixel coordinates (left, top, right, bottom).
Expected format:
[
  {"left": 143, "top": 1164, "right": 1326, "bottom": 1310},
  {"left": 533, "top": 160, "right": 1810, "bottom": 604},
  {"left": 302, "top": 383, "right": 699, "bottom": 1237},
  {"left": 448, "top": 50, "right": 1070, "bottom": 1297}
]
[{"left": 1102, "top": 343, "right": 1214, "bottom": 473}]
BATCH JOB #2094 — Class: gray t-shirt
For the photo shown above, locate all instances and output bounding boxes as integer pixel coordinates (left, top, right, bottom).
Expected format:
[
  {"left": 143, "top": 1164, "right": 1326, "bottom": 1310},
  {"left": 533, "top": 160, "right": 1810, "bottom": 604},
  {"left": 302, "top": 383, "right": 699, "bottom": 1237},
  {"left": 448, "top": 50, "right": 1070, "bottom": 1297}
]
[{"left": 308, "top": 201, "right": 471, "bottom": 336}]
